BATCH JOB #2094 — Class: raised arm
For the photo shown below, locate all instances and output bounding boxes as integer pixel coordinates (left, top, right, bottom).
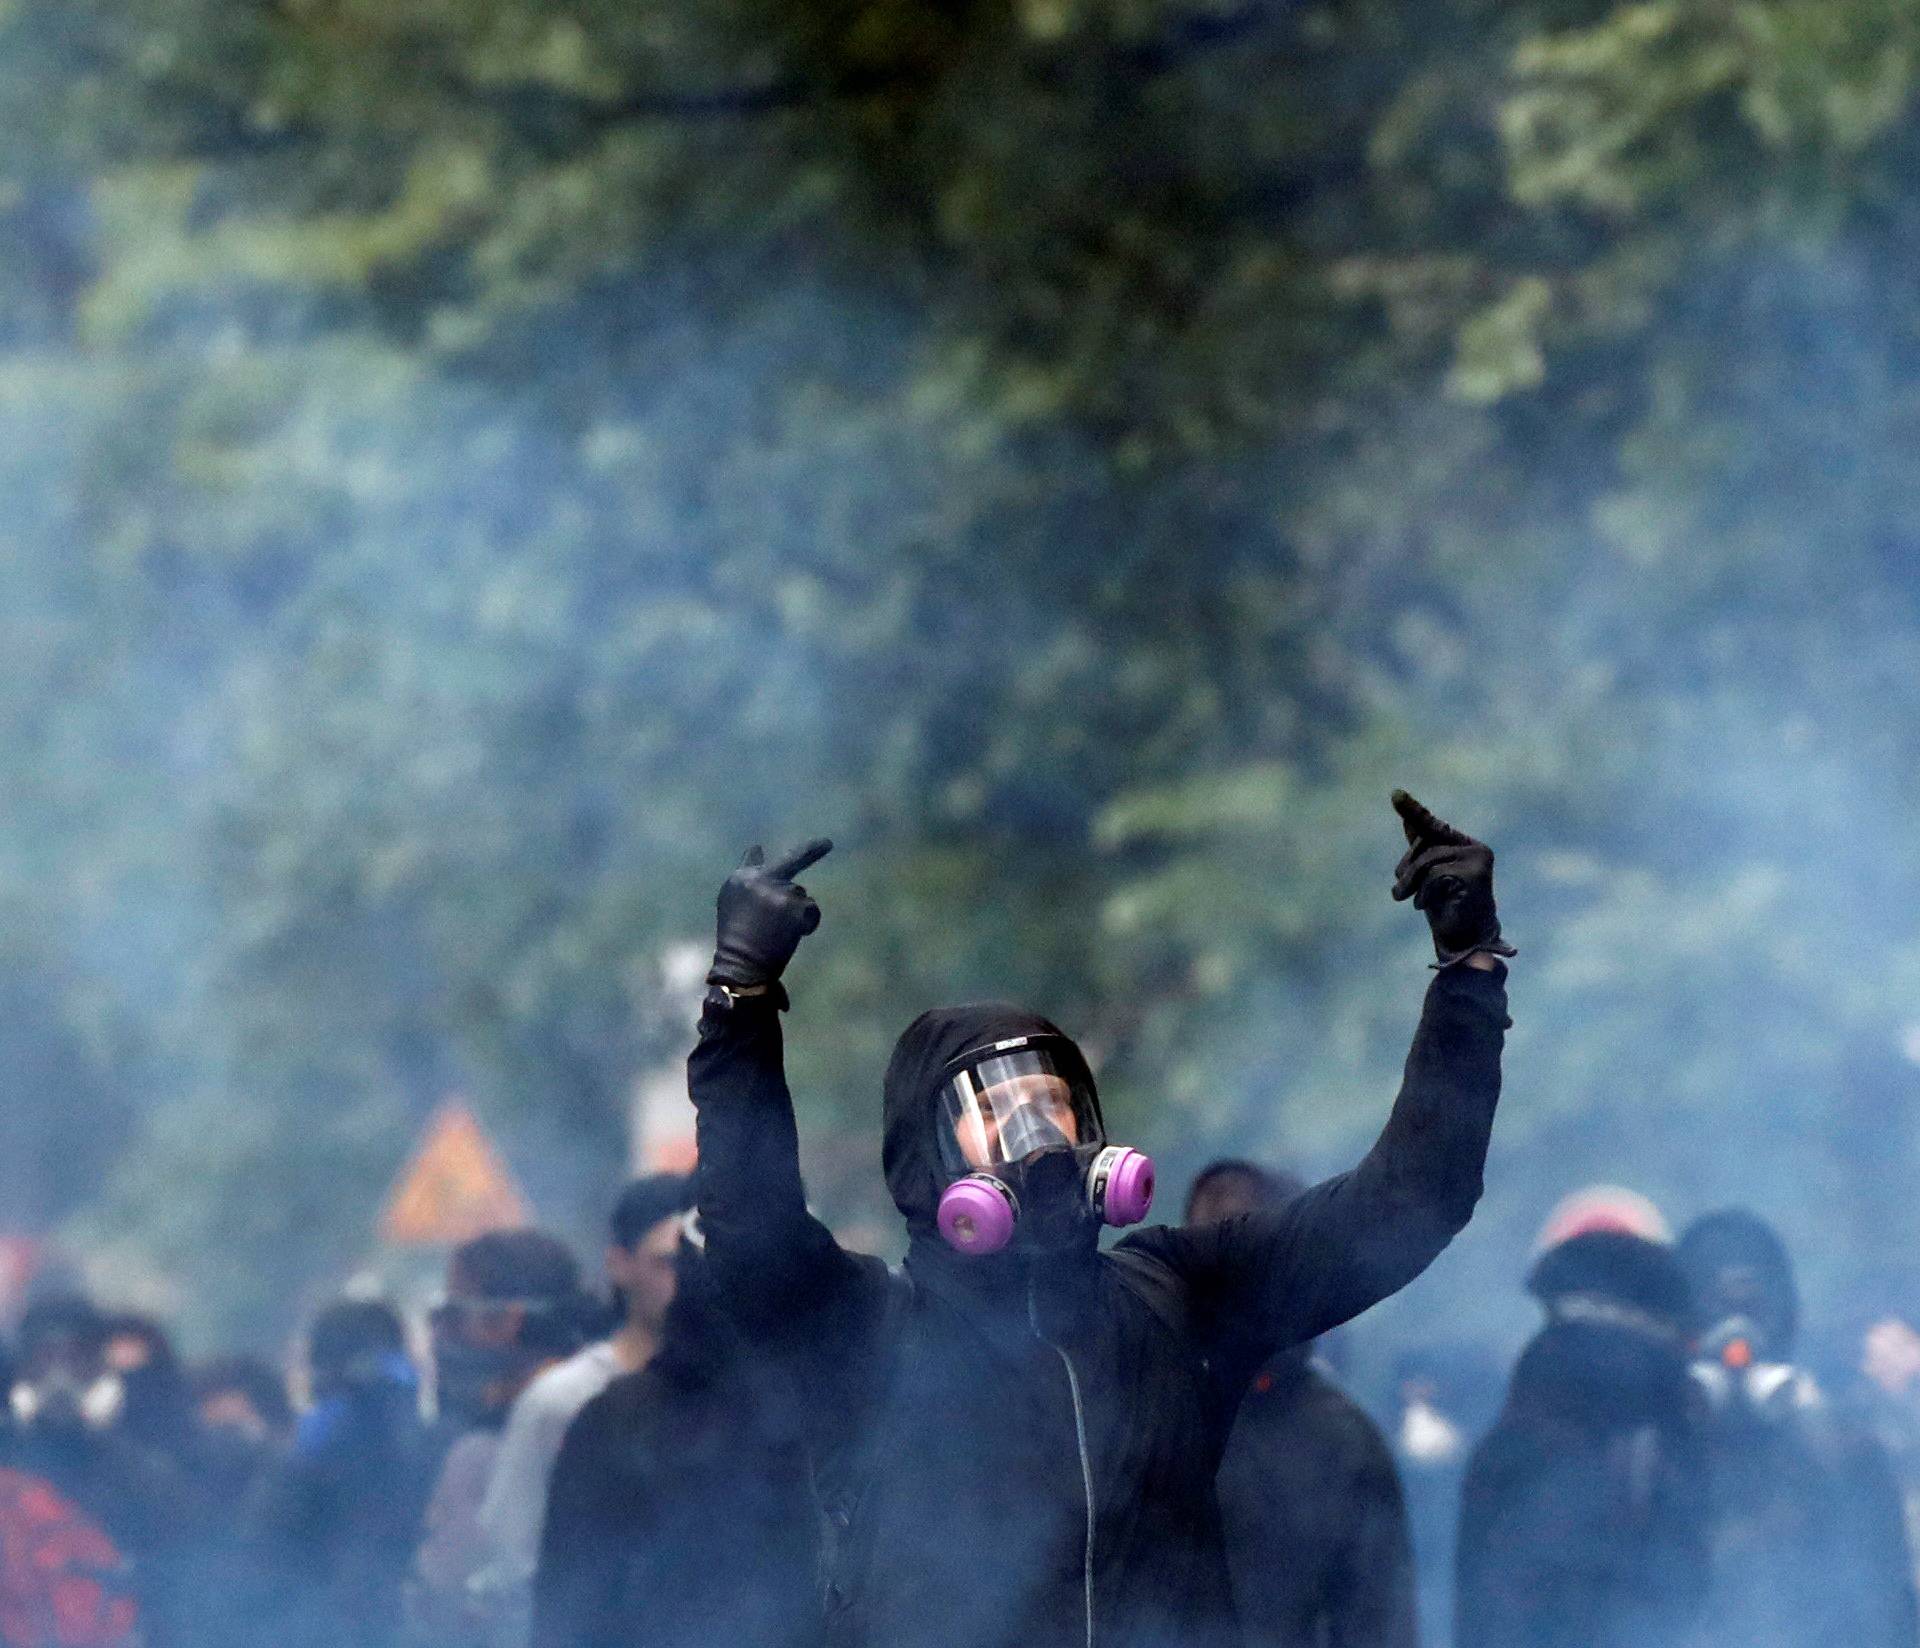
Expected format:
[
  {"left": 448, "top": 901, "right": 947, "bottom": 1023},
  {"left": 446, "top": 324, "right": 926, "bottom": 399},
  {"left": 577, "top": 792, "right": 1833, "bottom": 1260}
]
[
  {"left": 689, "top": 840, "right": 884, "bottom": 1345},
  {"left": 1129, "top": 793, "right": 1512, "bottom": 1367}
]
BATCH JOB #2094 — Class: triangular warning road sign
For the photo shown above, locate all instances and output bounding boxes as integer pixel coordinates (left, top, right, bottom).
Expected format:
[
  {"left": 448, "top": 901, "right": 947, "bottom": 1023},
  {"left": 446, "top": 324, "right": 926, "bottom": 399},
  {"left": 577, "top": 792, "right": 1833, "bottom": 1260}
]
[{"left": 380, "top": 1102, "right": 531, "bottom": 1246}]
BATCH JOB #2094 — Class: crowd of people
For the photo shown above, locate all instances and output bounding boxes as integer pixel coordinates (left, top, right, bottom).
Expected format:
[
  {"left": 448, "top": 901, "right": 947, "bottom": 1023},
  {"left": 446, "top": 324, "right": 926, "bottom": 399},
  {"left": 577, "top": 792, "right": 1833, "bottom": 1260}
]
[
  {"left": 3, "top": 796, "right": 1919, "bottom": 1648},
  {"left": 7, "top": 1171, "right": 1920, "bottom": 1648}
]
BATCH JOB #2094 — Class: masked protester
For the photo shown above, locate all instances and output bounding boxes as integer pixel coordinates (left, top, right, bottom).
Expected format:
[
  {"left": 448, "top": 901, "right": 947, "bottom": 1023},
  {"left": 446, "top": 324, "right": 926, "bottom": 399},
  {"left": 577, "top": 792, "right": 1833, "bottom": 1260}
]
[
  {"left": 0, "top": 1329, "right": 146, "bottom": 1648},
  {"left": 409, "top": 1229, "right": 593, "bottom": 1648},
  {"left": 100, "top": 1311, "right": 247, "bottom": 1647},
  {"left": 192, "top": 1354, "right": 295, "bottom": 1503},
  {"left": 99, "top": 1315, "right": 198, "bottom": 1469},
  {"left": 1455, "top": 1198, "right": 1709, "bottom": 1648},
  {"left": 476, "top": 1175, "right": 696, "bottom": 1647},
  {"left": 533, "top": 1228, "right": 822, "bottom": 1648},
  {"left": 1677, "top": 1208, "right": 1918, "bottom": 1648},
  {"left": 690, "top": 791, "right": 1513, "bottom": 1648},
  {"left": 244, "top": 1298, "right": 434, "bottom": 1648},
  {"left": 8, "top": 1297, "right": 193, "bottom": 1646},
  {"left": 1187, "top": 1161, "right": 1417, "bottom": 1648}
]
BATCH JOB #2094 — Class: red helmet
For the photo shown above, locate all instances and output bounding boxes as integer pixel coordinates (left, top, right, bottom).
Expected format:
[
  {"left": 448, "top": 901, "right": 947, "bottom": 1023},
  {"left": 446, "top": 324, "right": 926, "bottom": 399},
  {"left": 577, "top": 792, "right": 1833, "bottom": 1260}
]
[{"left": 1535, "top": 1185, "right": 1671, "bottom": 1254}]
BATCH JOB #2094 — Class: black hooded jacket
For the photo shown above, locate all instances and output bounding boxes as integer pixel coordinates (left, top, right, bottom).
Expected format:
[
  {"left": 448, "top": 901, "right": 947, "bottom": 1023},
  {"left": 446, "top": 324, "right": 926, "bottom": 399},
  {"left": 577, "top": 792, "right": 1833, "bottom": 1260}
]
[
  {"left": 1215, "top": 1351, "right": 1417, "bottom": 1648},
  {"left": 1455, "top": 1233, "right": 1711, "bottom": 1648},
  {"left": 1677, "top": 1209, "right": 1918, "bottom": 1648},
  {"left": 532, "top": 1247, "right": 821, "bottom": 1648},
  {"left": 690, "top": 966, "right": 1508, "bottom": 1648}
]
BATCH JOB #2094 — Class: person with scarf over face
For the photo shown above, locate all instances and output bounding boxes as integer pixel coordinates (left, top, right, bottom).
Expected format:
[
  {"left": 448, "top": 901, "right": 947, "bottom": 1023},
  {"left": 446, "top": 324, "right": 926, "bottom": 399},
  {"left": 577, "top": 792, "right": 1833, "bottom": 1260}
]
[
  {"left": 689, "top": 793, "right": 1514, "bottom": 1648},
  {"left": 1454, "top": 1205, "right": 1710, "bottom": 1648}
]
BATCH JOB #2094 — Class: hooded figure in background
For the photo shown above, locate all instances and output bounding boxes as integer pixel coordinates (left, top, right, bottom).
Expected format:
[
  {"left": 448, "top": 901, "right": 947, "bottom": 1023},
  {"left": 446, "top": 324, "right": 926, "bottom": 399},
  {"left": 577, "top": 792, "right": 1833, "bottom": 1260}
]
[
  {"left": 1187, "top": 1162, "right": 1418, "bottom": 1648},
  {"left": 532, "top": 1230, "right": 820, "bottom": 1648},
  {"left": 410, "top": 1229, "right": 594, "bottom": 1648},
  {"left": 9, "top": 1297, "right": 192, "bottom": 1645},
  {"left": 1455, "top": 1201, "right": 1710, "bottom": 1648},
  {"left": 690, "top": 792, "right": 1514, "bottom": 1648},
  {"left": 246, "top": 1297, "right": 435, "bottom": 1648},
  {"left": 477, "top": 1174, "right": 697, "bottom": 1648},
  {"left": 1677, "top": 1207, "right": 1917, "bottom": 1648},
  {"left": 0, "top": 1333, "right": 144, "bottom": 1648}
]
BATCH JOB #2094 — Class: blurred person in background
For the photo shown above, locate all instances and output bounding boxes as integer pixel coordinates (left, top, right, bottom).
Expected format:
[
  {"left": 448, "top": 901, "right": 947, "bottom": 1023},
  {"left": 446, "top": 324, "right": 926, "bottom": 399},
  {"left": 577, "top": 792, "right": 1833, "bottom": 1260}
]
[
  {"left": 409, "top": 1229, "right": 592, "bottom": 1648},
  {"left": 98, "top": 1314, "right": 197, "bottom": 1470},
  {"left": 0, "top": 1334, "right": 142, "bottom": 1648},
  {"left": 533, "top": 1225, "right": 822, "bottom": 1648},
  {"left": 476, "top": 1174, "right": 695, "bottom": 1646},
  {"left": 1387, "top": 1342, "right": 1502, "bottom": 1648},
  {"left": 1455, "top": 1194, "right": 1709, "bottom": 1648},
  {"left": 1677, "top": 1208, "right": 1917, "bottom": 1648},
  {"left": 8, "top": 1297, "right": 191, "bottom": 1644},
  {"left": 1859, "top": 1311, "right": 1920, "bottom": 1579},
  {"left": 188, "top": 1350, "right": 295, "bottom": 1642},
  {"left": 247, "top": 1297, "right": 433, "bottom": 1648},
  {"left": 192, "top": 1352, "right": 295, "bottom": 1499},
  {"left": 1186, "top": 1159, "right": 1417, "bottom": 1648},
  {"left": 690, "top": 792, "right": 1512, "bottom": 1648}
]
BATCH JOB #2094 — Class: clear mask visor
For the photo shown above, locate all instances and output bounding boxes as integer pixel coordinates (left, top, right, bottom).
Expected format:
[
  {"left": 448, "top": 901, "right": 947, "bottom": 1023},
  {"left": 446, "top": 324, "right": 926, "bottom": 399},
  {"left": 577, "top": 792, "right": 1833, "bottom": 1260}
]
[{"left": 938, "top": 1046, "right": 1102, "bottom": 1176}]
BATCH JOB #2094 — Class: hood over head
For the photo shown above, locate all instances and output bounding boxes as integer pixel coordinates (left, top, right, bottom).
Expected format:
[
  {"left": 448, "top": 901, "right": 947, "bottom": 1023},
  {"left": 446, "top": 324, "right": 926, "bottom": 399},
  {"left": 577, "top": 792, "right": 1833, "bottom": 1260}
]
[
  {"left": 883, "top": 1002, "right": 1102, "bottom": 1231},
  {"left": 1676, "top": 1207, "right": 1798, "bottom": 1355}
]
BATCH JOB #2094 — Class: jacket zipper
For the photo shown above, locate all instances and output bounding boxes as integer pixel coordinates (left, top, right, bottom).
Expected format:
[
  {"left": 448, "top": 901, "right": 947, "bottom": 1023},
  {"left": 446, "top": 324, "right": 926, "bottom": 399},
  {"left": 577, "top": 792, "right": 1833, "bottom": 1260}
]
[{"left": 1030, "top": 1279, "right": 1096, "bottom": 1648}]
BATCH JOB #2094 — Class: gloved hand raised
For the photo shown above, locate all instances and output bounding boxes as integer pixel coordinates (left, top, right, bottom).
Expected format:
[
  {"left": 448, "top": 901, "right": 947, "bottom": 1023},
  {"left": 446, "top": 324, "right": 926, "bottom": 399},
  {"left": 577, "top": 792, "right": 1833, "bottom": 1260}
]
[
  {"left": 708, "top": 838, "right": 833, "bottom": 993},
  {"left": 1390, "top": 792, "right": 1515, "bottom": 968}
]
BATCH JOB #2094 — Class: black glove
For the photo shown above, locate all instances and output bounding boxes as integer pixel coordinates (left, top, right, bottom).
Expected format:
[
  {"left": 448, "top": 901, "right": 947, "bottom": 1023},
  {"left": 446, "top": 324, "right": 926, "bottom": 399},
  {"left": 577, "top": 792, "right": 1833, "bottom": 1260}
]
[
  {"left": 1390, "top": 791, "right": 1515, "bottom": 968},
  {"left": 708, "top": 838, "right": 833, "bottom": 995}
]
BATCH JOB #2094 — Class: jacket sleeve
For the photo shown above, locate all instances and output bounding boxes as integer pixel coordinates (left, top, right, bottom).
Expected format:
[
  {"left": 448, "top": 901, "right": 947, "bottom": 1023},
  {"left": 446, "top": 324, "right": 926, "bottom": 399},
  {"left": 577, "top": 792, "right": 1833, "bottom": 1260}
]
[
  {"left": 1129, "top": 962, "right": 1508, "bottom": 1364},
  {"left": 689, "top": 995, "right": 888, "bottom": 1354}
]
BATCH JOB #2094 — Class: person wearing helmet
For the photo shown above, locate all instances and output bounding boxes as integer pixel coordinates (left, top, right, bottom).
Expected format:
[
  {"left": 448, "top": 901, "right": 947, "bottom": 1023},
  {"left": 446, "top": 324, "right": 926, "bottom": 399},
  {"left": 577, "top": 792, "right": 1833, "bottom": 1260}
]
[
  {"left": 1454, "top": 1198, "right": 1709, "bottom": 1648},
  {"left": 1678, "top": 1208, "right": 1918, "bottom": 1648},
  {"left": 689, "top": 792, "right": 1514, "bottom": 1648}
]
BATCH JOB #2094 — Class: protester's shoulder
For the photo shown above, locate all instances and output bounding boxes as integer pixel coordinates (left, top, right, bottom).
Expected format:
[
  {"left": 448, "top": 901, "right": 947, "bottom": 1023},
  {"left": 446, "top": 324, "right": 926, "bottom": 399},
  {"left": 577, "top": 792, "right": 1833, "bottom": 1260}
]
[
  {"left": 1103, "top": 1234, "right": 1197, "bottom": 1313},
  {"left": 520, "top": 1343, "right": 621, "bottom": 1418},
  {"left": 1111, "top": 1222, "right": 1197, "bottom": 1278},
  {"left": 1233, "top": 1363, "right": 1394, "bottom": 1479},
  {"left": 1461, "top": 1408, "right": 1547, "bottom": 1486},
  {"left": 550, "top": 1369, "right": 681, "bottom": 1496},
  {"left": 1299, "top": 1364, "right": 1400, "bottom": 1459},
  {"left": 569, "top": 1366, "right": 656, "bottom": 1433}
]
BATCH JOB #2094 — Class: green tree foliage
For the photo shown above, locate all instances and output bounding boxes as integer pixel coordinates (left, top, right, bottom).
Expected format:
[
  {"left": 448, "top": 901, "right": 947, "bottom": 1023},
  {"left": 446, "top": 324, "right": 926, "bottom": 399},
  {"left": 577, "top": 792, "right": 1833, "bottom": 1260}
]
[{"left": 1, "top": 0, "right": 1918, "bottom": 1349}]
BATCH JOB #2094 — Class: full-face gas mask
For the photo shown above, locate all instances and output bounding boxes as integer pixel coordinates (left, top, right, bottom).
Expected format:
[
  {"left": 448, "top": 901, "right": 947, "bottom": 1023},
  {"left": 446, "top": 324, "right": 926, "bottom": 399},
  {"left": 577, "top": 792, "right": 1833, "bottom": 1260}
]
[
  {"left": 1690, "top": 1312, "right": 1806, "bottom": 1423},
  {"left": 933, "top": 1034, "right": 1154, "bottom": 1256},
  {"left": 11, "top": 1368, "right": 125, "bottom": 1434}
]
